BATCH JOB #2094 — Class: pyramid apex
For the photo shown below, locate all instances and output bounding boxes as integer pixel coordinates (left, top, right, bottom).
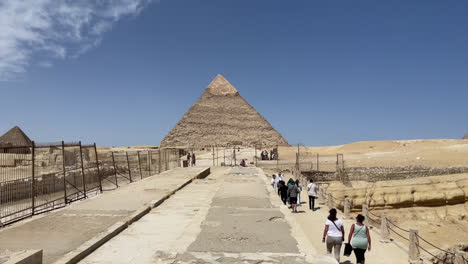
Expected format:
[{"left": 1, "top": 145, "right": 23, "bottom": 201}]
[{"left": 206, "top": 74, "right": 239, "bottom": 96}]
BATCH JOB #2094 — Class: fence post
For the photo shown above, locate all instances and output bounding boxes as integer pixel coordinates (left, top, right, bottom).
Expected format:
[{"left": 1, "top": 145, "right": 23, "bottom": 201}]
[
  {"left": 126, "top": 152, "right": 132, "bottom": 182},
  {"left": 454, "top": 251, "right": 465, "bottom": 264},
  {"left": 327, "top": 193, "right": 333, "bottom": 208},
  {"left": 409, "top": 229, "right": 420, "bottom": 263},
  {"left": 318, "top": 187, "right": 326, "bottom": 205},
  {"left": 31, "top": 141, "right": 36, "bottom": 215},
  {"left": 111, "top": 152, "right": 118, "bottom": 188},
  {"left": 61, "top": 141, "right": 67, "bottom": 204},
  {"left": 158, "top": 149, "right": 162, "bottom": 173},
  {"left": 380, "top": 214, "right": 390, "bottom": 242},
  {"left": 137, "top": 151, "right": 143, "bottom": 179},
  {"left": 212, "top": 146, "right": 215, "bottom": 166},
  {"left": 344, "top": 197, "right": 351, "bottom": 218},
  {"left": 362, "top": 204, "right": 368, "bottom": 219},
  {"left": 93, "top": 143, "right": 102, "bottom": 193},
  {"left": 255, "top": 147, "right": 257, "bottom": 167},
  {"left": 79, "top": 141, "right": 87, "bottom": 198},
  {"left": 317, "top": 153, "right": 319, "bottom": 171},
  {"left": 148, "top": 151, "right": 152, "bottom": 176}
]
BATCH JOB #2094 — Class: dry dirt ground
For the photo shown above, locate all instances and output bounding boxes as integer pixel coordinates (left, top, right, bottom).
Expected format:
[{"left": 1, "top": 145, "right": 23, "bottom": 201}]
[{"left": 279, "top": 139, "right": 468, "bottom": 168}]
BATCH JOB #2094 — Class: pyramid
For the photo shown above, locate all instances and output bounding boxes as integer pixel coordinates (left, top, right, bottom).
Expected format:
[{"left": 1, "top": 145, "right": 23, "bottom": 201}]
[
  {"left": 160, "top": 74, "right": 289, "bottom": 147},
  {"left": 0, "top": 126, "right": 32, "bottom": 147}
]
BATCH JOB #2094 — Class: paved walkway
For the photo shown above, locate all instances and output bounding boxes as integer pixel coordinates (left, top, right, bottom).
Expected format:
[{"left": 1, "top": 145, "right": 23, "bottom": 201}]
[
  {"left": 0, "top": 167, "right": 209, "bottom": 264},
  {"left": 81, "top": 167, "right": 336, "bottom": 264}
]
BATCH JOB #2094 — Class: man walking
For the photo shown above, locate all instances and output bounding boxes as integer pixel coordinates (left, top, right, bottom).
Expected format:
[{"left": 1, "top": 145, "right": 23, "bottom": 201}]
[{"left": 307, "top": 179, "right": 318, "bottom": 211}]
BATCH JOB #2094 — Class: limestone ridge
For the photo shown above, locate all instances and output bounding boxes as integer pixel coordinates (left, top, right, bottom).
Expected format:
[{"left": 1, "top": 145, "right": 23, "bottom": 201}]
[{"left": 160, "top": 74, "right": 289, "bottom": 147}]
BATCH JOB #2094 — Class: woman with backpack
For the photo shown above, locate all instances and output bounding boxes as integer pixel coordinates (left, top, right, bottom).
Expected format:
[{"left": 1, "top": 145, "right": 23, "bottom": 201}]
[
  {"left": 348, "top": 214, "right": 372, "bottom": 264},
  {"left": 322, "top": 208, "right": 345, "bottom": 262}
]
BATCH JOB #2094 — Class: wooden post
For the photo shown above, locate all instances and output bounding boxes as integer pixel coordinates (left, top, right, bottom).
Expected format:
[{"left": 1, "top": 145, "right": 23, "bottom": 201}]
[
  {"left": 111, "top": 152, "right": 118, "bottom": 187},
  {"left": 126, "top": 152, "right": 132, "bottom": 182},
  {"left": 212, "top": 146, "right": 215, "bottom": 166},
  {"left": 255, "top": 147, "right": 257, "bottom": 167},
  {"left": 158, "top": 149, "right": 162, "bottom": 173},
  {"left": 327, "top": 193, "right": 333, "bottom": 208},
  {"left": 276, "top": 144, "right": 279, "bottom": 169},
  {"left": 137, "top": 151, "right": 143, "bottom": 179},
  {"left": 148, "top": 151, "right": 152, "bottom": 176},
  {"left": 380, "top": 214, "right": 390, "bottom": 242},
  {"left": 362, "top": 204, "right": 369, "bottom": 219},
  {"left": 61, "top": 141, "right": 67, "bottom": 204},
  {"left": 409, "top": 229, "right": 420, "bottom": 263},
  {"left": 318, "top": 187, "right": 326, "bottom": 205},
  {"left": 93, "top": 143, "right": 102, "bottom": 193},
  {"left": 31, "top": 141, "right": 36, "bottom": 215},
  {"left": 79, "top": 141, "right": 87, "bottom": 198},
  {"left": 317, "top": 153, "right": 319, "bottom": 171},
  {"left": 344, "top": 197, "right": 351, "bottom": 218}
]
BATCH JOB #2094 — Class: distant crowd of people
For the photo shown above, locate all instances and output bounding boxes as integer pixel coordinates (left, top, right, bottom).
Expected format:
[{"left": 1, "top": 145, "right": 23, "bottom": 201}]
[
  {"left": 269, "top": 173, "right": 372, "bottom": 264},
  {"left": 260, "top": 149, "right": 277, "bottom": 160}
]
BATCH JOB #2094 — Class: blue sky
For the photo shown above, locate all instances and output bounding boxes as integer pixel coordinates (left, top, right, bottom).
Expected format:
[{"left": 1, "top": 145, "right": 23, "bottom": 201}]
[{"left": 1, "top": 0, "right": 467, "bottom": 147}]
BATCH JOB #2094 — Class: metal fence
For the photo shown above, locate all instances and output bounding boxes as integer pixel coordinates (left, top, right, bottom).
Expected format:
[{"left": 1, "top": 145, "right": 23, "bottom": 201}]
[{"left": 0, "top": 142, "right": 181, "bottom": 226}]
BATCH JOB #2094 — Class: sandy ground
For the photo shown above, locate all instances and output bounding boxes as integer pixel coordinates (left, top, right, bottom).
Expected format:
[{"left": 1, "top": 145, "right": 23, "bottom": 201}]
[{"left": 279, "top": 139, "right": 468, "bottom": 168}]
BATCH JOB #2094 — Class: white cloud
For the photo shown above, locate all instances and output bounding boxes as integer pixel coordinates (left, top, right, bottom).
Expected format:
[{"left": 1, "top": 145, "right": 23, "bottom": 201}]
[{"left": 0, "top": 0, "right": 152, "bottom": 80}]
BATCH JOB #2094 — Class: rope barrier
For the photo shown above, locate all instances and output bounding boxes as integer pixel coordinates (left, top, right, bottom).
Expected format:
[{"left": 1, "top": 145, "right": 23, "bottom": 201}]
[
  {"left": 417, "top": 243, "right": 445, "bottom": 263},
  {"left": 387, "top": 225, "right": 409, "bottom": 242},
  {"left": 387, "top": 219, "right": 410, "bottom": 233},
  {"left": 367, "top": 209, "right": 382, "bottom": 219},
  {"left": 416, "top": 234, "right": 454, "bottom": 255}
]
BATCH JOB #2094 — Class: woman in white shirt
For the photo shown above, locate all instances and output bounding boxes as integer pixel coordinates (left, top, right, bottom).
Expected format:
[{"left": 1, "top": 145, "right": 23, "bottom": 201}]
[{"left": 322, "top": 208, "right": 345, "bottom": 262}]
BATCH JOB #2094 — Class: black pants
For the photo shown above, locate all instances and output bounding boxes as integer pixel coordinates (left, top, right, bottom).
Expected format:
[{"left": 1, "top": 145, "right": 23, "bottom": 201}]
[
  {"left": 308, "top": 196, "right": 316, "bottom": 210},
  {"left": 353, "top": 248, "right": 366, "bottom": 263}
]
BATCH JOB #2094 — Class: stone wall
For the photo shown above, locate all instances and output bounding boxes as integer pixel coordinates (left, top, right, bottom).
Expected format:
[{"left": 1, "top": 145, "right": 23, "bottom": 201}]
[{"left": 302, "top": 166, "right": 468, "bottom": 182}]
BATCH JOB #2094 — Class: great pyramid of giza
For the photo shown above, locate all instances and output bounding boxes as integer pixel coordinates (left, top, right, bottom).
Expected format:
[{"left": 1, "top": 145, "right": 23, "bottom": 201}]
[
  {"left": 0, "top": 126, "right": 32, "bottom": 147},
  {"left": 160, "top": 74, "right": 289, "bottom": 147}
]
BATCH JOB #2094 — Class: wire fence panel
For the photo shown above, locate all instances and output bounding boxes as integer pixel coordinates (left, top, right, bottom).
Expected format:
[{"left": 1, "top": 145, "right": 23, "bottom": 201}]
[
  {"left": 0, "top": 143, "right": 184, "bottom": 227},
  {"left": 33, "top": 143, "right": 67, "bottom": 214},
  {"left": 0, "top": 145, "right": 33, "bottom": 225},
  {"left": 64, "top": 145, "right": 86, "bottom": 203}
]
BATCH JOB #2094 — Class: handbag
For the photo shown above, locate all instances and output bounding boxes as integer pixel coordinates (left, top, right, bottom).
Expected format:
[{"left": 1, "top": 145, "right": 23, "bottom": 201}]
[{"left": 344, "top": 243, "right": 353, "bottom": 256}]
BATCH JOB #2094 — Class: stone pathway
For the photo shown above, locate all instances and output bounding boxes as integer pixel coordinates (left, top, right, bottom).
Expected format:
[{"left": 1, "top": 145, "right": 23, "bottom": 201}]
[{"left": 81, "top": 167, "right": 334, "bottom": 264}]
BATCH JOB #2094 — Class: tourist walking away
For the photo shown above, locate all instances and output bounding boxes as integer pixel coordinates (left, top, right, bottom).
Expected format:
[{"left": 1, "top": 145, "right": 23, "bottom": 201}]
[
  {"left": 295, "top": 179, "right": 302, "bottom": 206},
  {"left": 187, "top": 152, "right": 191, "bottom": 166},
  {"left": 288, "top": 179, "right": 299, "bottom": 212},
  {"left": 348, "top": 214, "right": 371, "bottom": 264},
  {"left": 278, "top": 181, "right": 288, "bottom": 205},
  {"left": 307, "top": 179, "right": 318, "bottom": 210},
  {"left": 322, "top": 208, "right": 345, "bottom": 262},
  {"left": 271, "top": 174, "right": 277, "bottom": 191},
  {"left": 191, "top": 153, "right": 196, "bottom": 166},
  {"left": 278, "top": 173, "right": 285, "bottom": 182}
]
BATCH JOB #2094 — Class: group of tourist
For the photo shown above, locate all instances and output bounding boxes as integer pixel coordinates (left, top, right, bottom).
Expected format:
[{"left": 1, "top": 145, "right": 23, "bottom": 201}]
[
  {"left": 186, "top": 152, "right": 196, "bottom": 166},
  {"left": 271, "top": 174, "right": 319, "bottom": 212},
  {"left": 269, "top": 173, "right": 372, "bottom": 264},
  {"left": 260, "top": 149, "right": 277, "bottom": 160}
]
